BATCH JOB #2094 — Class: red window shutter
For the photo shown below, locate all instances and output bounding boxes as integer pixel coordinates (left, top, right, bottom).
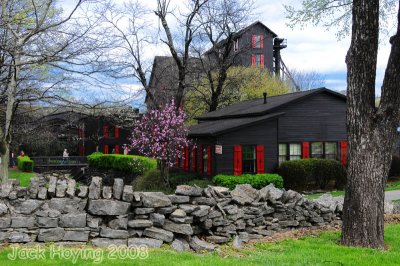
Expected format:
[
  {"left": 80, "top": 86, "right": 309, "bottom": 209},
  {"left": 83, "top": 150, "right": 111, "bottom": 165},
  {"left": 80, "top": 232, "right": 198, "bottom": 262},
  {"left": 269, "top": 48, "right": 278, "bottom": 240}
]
[
  {"left": 115, "top": 127, "right": 119, "bottom": 139},
  {"left": 260, "top": 54, "right": 265, "bottom": 68},
  {"left": 207, "top": 146, "right": 212, "bottom": 176},
  {"left": 103, "top": 125, "right": 109, "bottom": 139},
  {"left": 340, "top": 141, "right": 348, "bottom": 166},
  {"left": 104, "top": 145, "right": 109, "bottom": 154},
  {"left": 256, "top": 145, "right": 265, "bottom": 174},
  {"left": 234, "top": 145, "right": 242, "bottom": 176},
  {"left": 191, "top": 147, "right": 196, "bottom": 172},
  {"left": 198, "top": 146, "right": 203, "bottom": 174},
  {"left": 260, "top": 34, "right": 264, "bottom": 48},
  {"left": 302, "top": 142, "right": 310, "bottom": 159},
  {"left": 115, "top": 145, "right": 119, "bottom": 154},
  {"left": 251, "top": 54, "right": 256, "bottom": 66},
  {"left": 184, "top": 146, "right": 189, "bottom": 171},
  {"left": 252, "top": 34, "right": 256, "bottom": 48}
]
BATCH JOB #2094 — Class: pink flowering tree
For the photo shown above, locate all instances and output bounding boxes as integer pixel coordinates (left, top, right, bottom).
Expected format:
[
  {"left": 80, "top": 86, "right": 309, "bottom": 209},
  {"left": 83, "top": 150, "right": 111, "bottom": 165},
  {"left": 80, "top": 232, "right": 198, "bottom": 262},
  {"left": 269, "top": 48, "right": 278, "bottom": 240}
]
[{"left": 130, "top": 100, "right": 191, "bottom": 186}]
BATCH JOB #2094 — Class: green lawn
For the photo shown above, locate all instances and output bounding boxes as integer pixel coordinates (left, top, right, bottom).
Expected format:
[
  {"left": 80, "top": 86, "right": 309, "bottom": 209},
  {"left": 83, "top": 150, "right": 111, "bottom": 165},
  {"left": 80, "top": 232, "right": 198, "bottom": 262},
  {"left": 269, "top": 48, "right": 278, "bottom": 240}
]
[
  {"left": 8, "top": 169, "right": 36, "bottom": 187},
  {"left": 306, "top": 180, "right": 400, "bottom": 199},
  {"left": 0, "top": 224, "right": 400, "bottom": 265}
]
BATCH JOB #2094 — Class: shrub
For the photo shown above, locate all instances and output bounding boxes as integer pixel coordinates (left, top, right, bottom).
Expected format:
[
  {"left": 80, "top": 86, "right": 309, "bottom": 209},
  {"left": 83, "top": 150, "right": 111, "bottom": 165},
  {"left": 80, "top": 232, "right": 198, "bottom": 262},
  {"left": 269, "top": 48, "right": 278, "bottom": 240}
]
[
  {"left": 87, "top": 153, "right": 157, "bottom": 175},
  {"left": 213, "top": 173, "right": 284, "bottom": 190},
  {"left": 133, "top": 169, "right": 171, "bottom": 193},
  {"left": 17, "top": 156, "right": 34, "bottom": 172},
  {"left": 389, "top": 156, "right": 400, "bottom": 177},
  {"left": 278, "top": 159, "right": 347, "bottom": 190}
]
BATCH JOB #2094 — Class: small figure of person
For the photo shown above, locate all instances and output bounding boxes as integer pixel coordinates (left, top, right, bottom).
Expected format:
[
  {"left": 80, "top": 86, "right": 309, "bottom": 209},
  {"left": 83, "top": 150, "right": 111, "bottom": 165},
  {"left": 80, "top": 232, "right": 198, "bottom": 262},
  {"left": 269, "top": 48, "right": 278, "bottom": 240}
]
[
  {"left": 63, "top": 149, "right": 69, "bottom": 164},
  {"left": 111, "top": 148, "right": 115, "bottom": 154},
  {"left": 123, "top": 145, "right": 129, "bottom": 155},
  {"left": 19, "top": 150, "right": 25, "bottom": 157},
  {"left": 10, "top": 152, "right": 16, "bottom": 168}
]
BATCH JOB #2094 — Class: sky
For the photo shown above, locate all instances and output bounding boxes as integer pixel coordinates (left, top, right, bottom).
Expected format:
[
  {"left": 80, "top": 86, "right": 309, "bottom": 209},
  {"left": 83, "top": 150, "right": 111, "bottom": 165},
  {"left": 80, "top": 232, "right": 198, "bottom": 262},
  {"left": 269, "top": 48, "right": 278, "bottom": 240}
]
[{"left": 59, "top": 0, "right": 397, "bottom": 106}]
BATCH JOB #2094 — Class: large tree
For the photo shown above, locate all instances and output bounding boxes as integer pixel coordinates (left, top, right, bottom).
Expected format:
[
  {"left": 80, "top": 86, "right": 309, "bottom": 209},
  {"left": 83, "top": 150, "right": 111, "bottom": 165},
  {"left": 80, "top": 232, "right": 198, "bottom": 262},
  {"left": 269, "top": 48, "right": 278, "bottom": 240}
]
[{"left": 286, "top": 0, "right": 400, "bottom": 248}]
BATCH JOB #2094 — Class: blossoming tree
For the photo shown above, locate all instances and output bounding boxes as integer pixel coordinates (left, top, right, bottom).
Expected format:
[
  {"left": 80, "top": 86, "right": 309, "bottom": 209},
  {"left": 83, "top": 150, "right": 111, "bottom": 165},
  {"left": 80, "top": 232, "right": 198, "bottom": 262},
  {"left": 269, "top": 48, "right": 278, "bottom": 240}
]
[{"left": 130, "top": 100, "right": 191, "bottom": 186}]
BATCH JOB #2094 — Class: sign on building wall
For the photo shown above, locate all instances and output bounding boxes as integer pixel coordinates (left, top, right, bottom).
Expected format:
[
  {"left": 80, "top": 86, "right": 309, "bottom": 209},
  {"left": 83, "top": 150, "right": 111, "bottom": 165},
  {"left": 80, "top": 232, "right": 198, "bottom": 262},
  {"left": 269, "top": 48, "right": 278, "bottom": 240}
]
[{"left": 215, "top": 145, "right": 222, "bottom": 154}]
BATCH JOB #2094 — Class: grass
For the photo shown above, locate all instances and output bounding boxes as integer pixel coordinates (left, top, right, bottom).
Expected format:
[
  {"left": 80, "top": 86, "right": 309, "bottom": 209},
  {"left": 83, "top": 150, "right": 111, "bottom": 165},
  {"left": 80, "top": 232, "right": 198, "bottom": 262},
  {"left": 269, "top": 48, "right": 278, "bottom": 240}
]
[
  {"left": 8, "top": 168, "right": 36, "bottom": 187},
  {"left": 306, "top": 179, "right": 400, "bottom": 199},
  {"left": 1, "top": 224, "right": 400, "bottom": 265}
]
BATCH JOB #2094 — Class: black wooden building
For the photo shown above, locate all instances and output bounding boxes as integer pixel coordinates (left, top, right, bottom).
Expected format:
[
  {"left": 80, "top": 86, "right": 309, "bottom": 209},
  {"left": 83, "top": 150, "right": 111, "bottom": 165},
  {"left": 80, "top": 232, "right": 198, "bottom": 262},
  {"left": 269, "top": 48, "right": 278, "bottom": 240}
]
[{"left": 183, "top": 88, "right": 348, "bottom": 177}]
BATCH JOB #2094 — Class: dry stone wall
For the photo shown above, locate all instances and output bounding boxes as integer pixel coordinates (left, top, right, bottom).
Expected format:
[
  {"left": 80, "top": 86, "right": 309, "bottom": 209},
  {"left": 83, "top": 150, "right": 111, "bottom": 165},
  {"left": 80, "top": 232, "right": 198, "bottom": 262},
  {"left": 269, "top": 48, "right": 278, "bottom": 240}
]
[{"left": 0, "top": 174, "right": 343, "bottom": 251}]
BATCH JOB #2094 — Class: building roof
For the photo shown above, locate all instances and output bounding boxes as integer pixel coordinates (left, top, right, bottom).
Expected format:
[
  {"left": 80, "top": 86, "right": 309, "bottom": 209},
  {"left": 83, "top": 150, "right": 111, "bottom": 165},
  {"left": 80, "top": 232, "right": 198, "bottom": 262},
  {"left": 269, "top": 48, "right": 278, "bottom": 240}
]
[
  {"left": 196, "top": 88, "right": 346, "bottom": 121},
  {"left": 189, "top": 88, "right": 346, "bottom": 137},
  {"left": 189, "top": 112, "right": 284, "bottom": 137}
]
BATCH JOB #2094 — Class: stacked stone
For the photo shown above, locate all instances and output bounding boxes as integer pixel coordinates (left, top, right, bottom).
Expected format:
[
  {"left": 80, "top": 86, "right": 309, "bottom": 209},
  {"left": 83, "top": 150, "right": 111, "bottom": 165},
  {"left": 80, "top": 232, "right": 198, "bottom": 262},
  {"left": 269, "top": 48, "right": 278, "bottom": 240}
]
[{"left": 0, "top": 175, "right": 343, "bottom": 251}]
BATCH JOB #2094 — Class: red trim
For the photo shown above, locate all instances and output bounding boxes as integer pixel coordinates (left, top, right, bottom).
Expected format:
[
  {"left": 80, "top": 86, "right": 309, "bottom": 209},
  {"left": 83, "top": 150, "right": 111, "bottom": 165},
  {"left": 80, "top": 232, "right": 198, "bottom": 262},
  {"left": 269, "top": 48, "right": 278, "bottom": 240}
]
[
  {"left": 260, "top": 34, "right": 264, "bottom": 48},
  {"left": 207, "top": 146, "right": 212, "bottom": 176},
  {"left": 115, "top": 145, "right": 119, "bottom": 154},
  {"left": 191, "top": 147, "right": 196, "bottom": 172},
  {"left": 260, "top": 54, "right": 264, "bottom": 68},
  {"left": 302, "top": 142, "right": 310, "bottom": 159},
  {"left": 251, "top": 54, "right": 256, "bottom": 66},
  {"left": 184, "top": 146, "right": 189, "bottom": 171},
  {"left": 115, "top": 127, "right": 119, "bottom": 139},
  {"left": 103, "top": 125, "right": 109, "bottom": 139},
  {"left": 198, "top": 146, "right": 203, "bottom": 174},
  {"left": 256, "top": 145, "right": 264, "bottom": 174},
  {"left": 104, "top": 145, "right": 109, "bottom": 154},
  {"left": 340, "top": 141, "right": 348, "bottom": 166},
  {"left": 234, "top": 145, "right": 242, "bottom": 176},
  {"left": 252, "top": 34, "right": 256, "bottom": 48}
]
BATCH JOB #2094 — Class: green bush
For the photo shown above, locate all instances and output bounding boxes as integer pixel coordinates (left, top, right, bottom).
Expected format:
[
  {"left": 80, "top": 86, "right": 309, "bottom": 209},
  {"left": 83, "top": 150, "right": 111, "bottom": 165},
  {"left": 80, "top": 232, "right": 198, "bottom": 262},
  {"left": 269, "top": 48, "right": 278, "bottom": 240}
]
[
  {"left": 390, "top": 156, "right": 400, "bottom": 177},
  {"left": 213, "top": 173, "right": 284, "bottom": 190},
  {"left": 87, "top": 153, "right": 157, "bottom": 175},
  {"left": 17, "top": 156, "right": 34, "bottom": 172},
  {"left": 133, "top": 169, "right": 171, "bottom": 193},
  {"left": 278, "top": 159, "right": 347, "bottom": 190}
]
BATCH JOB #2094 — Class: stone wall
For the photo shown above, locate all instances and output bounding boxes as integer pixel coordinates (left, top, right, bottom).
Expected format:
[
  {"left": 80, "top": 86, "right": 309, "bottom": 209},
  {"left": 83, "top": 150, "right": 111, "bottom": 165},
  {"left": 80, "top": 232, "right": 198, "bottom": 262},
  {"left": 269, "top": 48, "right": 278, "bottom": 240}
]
[{"left": 0, "top": 174, "right": 343, "bottom": 251}]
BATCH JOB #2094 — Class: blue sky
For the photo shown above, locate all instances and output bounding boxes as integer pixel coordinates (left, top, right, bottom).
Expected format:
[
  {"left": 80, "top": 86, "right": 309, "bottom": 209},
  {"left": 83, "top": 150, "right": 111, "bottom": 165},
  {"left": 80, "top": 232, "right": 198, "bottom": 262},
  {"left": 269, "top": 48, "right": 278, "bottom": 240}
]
[{"left": 60, "top": 0, "right": 396, "bottom": 106}]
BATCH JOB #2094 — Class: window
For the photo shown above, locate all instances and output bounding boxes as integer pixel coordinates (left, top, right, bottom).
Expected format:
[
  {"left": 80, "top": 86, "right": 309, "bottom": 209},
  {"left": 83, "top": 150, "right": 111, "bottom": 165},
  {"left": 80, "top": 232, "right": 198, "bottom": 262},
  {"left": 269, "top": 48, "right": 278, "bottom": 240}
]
[
  {"left": 325, "top": 142, "right": 338, "bottom": 160},
  {"left": 242, "top": 145, "right": 256, "bottom": 173},
  {"left": 311, "top": 142, "right": 324, "bottom": 158},
  {"left": 202, "top": 147, "right": 208, "bottom": 174},
  {"left": 289, "top": 144, "right": 302, "bottom": 161},
  {"left": 233, "top": 39, "right": 239, "bottom": 52},
  {"left": 279, "top": 144, "right": 287, "bottom": 165},
  {"left": 252, "top": 34, "right": 263, "bottom": 48},
  {"left": 256, "top": 54, "right": 262, "bottom": 67}
]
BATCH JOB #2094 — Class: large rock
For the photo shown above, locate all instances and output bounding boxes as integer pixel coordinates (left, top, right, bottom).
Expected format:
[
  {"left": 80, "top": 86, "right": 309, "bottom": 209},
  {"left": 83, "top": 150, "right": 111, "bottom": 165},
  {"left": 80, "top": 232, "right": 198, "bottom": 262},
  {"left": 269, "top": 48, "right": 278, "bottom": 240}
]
[
  {"left": 100, "top": 228, "right": 129, "bottom": 239},
  {"left": 66, "top": 179, "right": 76, "bottom": 198},
  {"left": 0, "top": 182, "right": 13, "bottom": 198},
  {"left": 38, "top": 228, "right": 65, "bottom": 242},
  {"left": 28, "top": 177, "right": 40, "bottom": 198},
  {"left": 314, "top": 193, "right": 339, "bottom": 212},
  {"left": 175, "top": 185, "right": 203, "bottom": 196},
  {"left": 88, "top": 176, "right": 102, "bottom": 199},
  {"left": 0, "top": 217, "right": 11, "bottom": 228},
  {"left": 168, "top": 195, "right": 190, "bottom": 204},
  {"left": 206, "top": 235, "right": 230, "bottom": 244},
  {"left": 0, "top": 202, "right": 7, "bottom": 215},
  {"left": 191, "top": 205, "right": 210, "bottom": 217},
  {"left": 12, "top": 199, "right": 43, "bottom": 214},
  {"left": 49, "top": 197, "right": 87, "bottom": 214},
  {"left": 143, "top": 227, "right": 174, "bottom": 242},
  {"left": 56, "top": 179, "right": 68, "bottom": 198},
  {"left": 171, "top": 209, "right": 186, "bottom": 218},
  {"left": 189, "top": 236, "right": 215, "bottom": 252},
  {"left": 163, "top": 220, "right": 193, "bottom": 235},
  {"left": 171, "top": 238, "right": 190, "bottom": 252},
  {"left": 231, "top": 184, "right": 259, "bottom": 205},
  {"left": 47, "top": 176, "right": 57, "bottom": 197},
  {"left": 11, "top": 216, "right": 35, "bottom": 227},
  {"left": 59, "top": 213, "right": 86, "bottom": 228},
  {"left": 109, "top": 217, "right": 128, "bottom": 230},
  {"left": 128, "top": 238, "right": 163, "bottom": 248},
  {"left": 92, "top": 238, "right": 127, "bottom": 247},
  {"left": 259, "top": 184, "right": 283, "bottom": 202},
  {"left": 102, "top": 186, "right": 113, "bottom": 199},
  {"left": 77, "top": 186, "right": 88, "bottom": 198},
  {"left": 140, "top": 192, "right": 172, "bottom": 208},
  {"left": 9, "top": 232, "right": 31, "bottom": 243},
  {"left": 122, "top": 186, "right": 134, "bottom": 202},
  {"left": 37, "top": 217, "right": 58, "bottom": 228},
  {"left": 63, "top": 231, "right": 89, "bottom": 242},
  {"left": 113, "top": 179, "right": 124, "bottom": 199},
  {"left": 128, "top": 220, "right": 153, "bottom": 228},
  {"left": 88, "top": 200, "right": 131, "bottom": 215},
  {"left": 150, "top": 213, "right": 165, "bottom": 226},
  {"left": 135, "top": 207, "right": 155, "bottom": 215}
]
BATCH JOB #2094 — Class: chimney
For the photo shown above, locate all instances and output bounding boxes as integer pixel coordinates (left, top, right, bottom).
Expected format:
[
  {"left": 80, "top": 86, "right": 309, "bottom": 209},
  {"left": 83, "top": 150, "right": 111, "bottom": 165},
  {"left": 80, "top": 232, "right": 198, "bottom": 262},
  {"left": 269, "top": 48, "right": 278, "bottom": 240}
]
[{"left": 263, "top": 92, "right": 267, "bottom": 104}]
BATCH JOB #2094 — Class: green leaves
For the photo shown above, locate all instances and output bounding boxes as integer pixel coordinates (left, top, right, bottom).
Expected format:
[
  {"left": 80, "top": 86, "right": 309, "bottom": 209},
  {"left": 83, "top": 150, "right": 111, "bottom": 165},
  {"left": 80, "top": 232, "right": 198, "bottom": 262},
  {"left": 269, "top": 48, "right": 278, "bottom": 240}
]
[{"left": 213, "top": 173, "right": 284, "bottom": 190}]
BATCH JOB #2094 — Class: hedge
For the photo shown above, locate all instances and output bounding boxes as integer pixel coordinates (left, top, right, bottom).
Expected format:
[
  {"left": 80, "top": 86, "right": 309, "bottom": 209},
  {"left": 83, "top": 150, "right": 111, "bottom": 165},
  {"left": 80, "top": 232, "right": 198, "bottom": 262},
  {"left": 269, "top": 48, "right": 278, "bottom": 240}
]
[
  {"left": 17, "top": 156, "right": 34, "bottom": 172},
  {"left": 278, "top": 159, "right": 346, "bottom": 190},
  {"left": 213, "top": 173, "right": 284, "bottom": 190},
  {"left": 87, "top": 153, "right": 157, "bottom": 175}
]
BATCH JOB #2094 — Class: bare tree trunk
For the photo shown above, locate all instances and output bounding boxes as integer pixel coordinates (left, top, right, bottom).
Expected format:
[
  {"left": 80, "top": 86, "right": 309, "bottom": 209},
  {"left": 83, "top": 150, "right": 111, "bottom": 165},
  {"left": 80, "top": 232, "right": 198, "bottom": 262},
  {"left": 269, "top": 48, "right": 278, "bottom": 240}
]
[
  {"left": 159, "top": 160, "right": 170, "bottom": 188},
  {"left": 341, "top": 0, "right": 400, "bottom": 248},
  {"left": 0, "top": 146, "right": 9, "bottom": 182}
]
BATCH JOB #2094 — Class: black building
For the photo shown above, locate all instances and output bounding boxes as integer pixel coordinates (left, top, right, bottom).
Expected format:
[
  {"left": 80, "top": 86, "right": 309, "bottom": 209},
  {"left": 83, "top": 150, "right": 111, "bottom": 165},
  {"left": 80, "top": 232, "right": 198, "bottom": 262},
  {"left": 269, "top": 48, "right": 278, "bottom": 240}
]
[{"left": 185, "top": 88, "right": 348, "bottom": 177}]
